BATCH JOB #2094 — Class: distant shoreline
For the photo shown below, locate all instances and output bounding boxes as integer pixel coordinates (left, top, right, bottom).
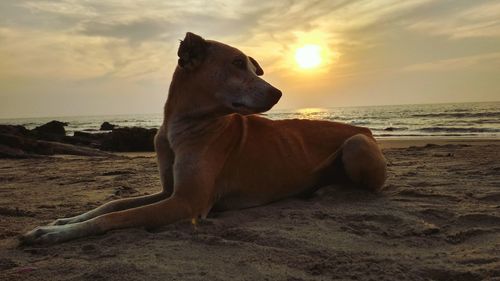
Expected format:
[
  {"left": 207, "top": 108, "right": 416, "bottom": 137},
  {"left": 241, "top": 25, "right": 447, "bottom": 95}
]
[
  {"left": 377, "top": 137, "right": 500, "bottom": 149},
  {"left": 1, "top": 101, "right": 499, "bottom": 139}
]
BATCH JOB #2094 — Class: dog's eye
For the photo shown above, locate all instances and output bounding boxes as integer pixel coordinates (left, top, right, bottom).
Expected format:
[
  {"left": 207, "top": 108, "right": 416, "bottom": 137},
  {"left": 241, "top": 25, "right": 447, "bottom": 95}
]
[{"left": 232, "top": 58, "right": 246, "bottom": 70}]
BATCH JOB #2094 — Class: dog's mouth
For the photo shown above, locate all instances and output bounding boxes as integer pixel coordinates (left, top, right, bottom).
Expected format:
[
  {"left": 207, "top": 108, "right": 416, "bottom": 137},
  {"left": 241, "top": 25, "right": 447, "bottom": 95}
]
[
  {"left": 230, "top": 102, "right": 270, "bottom": 114},
  {"left": 231, "top": 102, "right": 255, "bottom": 114}
]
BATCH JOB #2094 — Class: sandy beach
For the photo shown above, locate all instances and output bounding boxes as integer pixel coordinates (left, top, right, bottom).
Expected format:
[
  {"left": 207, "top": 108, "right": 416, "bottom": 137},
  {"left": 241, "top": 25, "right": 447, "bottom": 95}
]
[{"left": 0, "top": 138, "right": 499, "bottom": 280}]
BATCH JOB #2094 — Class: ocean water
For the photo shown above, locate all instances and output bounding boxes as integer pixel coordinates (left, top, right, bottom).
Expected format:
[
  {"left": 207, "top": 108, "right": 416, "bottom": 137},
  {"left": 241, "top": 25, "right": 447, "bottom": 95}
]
[{"left": 1, "top": 102, "right": 499, "bottom": 138}]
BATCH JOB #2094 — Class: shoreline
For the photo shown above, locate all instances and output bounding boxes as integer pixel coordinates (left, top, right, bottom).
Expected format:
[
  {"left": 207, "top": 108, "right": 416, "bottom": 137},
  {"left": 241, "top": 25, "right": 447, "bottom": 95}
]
[{"left": 376, "top": 137, "right": 500, "bottom": 149}]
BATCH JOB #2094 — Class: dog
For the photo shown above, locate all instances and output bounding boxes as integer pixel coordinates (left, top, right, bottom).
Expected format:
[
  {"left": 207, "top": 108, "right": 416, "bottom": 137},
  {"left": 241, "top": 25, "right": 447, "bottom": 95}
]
[{"left": 21, "top": 32, "right": 387, "bottom": 244}]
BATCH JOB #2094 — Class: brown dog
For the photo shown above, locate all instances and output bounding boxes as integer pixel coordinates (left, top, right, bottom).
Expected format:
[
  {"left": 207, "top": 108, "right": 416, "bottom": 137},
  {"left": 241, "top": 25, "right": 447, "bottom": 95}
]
[{"left": 21, "top": 32, "right": 387, "bottom": 244}]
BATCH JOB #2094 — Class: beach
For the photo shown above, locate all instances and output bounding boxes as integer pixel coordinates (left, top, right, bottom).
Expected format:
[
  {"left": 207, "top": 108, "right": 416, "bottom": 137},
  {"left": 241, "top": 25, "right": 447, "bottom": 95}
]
[
  {"left": 2, "top": 0, "right": 499, "bottom": 279},
  {"left": 0, "top": 138, "right": 499, "bottom": 281}
]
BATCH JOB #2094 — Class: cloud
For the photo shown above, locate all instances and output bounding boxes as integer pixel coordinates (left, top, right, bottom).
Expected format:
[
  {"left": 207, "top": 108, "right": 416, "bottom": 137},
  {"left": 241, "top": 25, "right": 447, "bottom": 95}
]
[
  {"left": 402, "top": 52, "right": 500, "bottom": 72},
  {"left": 1, "top": 0, "right": 499, "bottom": 118},
  {"left": 1, "top": 0, "right": 496, "bottom": 82},
  {"left": 0, "top": 1, "right": 85, "bottom": 31},
  {"left": 20, "top": 1, "right": 97, "bottom": 17},
  {"left": 77, "top": 18, "right": 174, "bottom": 43},
  {"left": 407, "top": 2, "right": 500, "bottom": 39},
  {"left": 0, "top": 26, "right": 172, "bottom": 82}
]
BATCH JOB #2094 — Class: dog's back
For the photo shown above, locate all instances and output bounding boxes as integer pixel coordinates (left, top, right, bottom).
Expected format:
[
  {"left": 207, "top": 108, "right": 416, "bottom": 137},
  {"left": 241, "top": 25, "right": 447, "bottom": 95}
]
[{"left": 211, "top": 114, "right": 374, "bottom": 209}]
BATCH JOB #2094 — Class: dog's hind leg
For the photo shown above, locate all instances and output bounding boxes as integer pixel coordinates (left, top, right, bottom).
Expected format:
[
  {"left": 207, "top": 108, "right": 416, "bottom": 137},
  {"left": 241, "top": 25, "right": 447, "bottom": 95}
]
[
  {"left": 340, "top": 134, "right": 387, "bottom": 191},
  {"left": 313, "top": 134, "right": 387, "bottom": 191},
  {"left": 51, "top": 126, "right": 175, "bottom": 226}
]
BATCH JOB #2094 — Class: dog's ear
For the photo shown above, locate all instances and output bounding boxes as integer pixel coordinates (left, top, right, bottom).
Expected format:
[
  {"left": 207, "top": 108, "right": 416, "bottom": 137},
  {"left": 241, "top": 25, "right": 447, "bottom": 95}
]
[
  {"left": 177, "top": 32, "right": 208, "bottom": 70},
  {"left": 249, "top": 56, "right": 264, "bottom": 76}
]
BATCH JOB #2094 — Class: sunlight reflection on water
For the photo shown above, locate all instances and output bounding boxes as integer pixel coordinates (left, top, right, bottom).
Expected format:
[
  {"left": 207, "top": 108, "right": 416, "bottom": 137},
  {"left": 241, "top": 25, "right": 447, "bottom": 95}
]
[{"left": 1, "top": 102, "right": 499, "bottom": 138}]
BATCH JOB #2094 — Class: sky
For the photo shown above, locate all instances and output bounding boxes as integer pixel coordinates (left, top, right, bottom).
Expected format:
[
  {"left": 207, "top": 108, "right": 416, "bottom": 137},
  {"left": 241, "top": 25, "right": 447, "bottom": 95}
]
[{"left": 1, "top": 0, "right": 499, "bottom": 118}]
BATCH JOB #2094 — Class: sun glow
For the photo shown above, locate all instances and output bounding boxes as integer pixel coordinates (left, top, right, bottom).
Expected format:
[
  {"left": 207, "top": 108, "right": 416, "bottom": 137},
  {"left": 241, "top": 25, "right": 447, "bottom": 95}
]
[{"left": 295, "top": 44, "right": 322, "bottom": 69}]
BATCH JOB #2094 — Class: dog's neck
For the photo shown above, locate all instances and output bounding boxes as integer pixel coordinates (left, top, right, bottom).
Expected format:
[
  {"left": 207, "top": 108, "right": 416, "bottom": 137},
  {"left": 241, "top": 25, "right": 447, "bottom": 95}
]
[
  {"left": 165, "top": 69, "right": 222, "bottom": 121},
  {"left": 163, "top": 69, "right": 231, "bottom": 148}
]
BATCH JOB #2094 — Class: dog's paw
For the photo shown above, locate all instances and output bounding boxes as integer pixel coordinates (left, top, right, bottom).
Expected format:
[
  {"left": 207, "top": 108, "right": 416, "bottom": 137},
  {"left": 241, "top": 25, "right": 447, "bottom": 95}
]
[
  {"left": 49, "top": 214, "right": 88, "bottom": 226},
  {"left": 49, "top": 218, "right": 74, "bottom": 226},
  {"left": 19, "top": 226, "right": 68, "bottom": 245}
]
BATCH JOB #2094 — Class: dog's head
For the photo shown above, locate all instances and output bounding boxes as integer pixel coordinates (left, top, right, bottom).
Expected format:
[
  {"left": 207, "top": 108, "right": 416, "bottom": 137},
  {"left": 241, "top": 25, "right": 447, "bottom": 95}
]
[{"left": 176, "top": 32, "right": 282, "bottom": 115}]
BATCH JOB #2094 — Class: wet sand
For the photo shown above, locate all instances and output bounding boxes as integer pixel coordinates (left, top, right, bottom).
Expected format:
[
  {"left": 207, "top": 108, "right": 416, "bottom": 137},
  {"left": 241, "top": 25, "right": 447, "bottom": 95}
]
[{"left": 0, "top": 139, "right": 499, "bottom": 280}]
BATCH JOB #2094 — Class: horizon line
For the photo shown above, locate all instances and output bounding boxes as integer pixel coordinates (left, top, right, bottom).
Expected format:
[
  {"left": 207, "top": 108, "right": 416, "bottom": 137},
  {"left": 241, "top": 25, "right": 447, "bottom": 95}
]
[{"left": 1, "top": 100, "right": 498, "bottom": 120}]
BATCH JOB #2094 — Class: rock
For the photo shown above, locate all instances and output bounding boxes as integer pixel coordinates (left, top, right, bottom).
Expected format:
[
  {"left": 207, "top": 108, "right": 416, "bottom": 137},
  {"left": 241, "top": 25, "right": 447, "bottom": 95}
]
[
  {"left": 33, "top": 120, "right": 68, "bottom": 136},
  {"left": 1, "top": 123, "right": 158, "bottom": 156},
  {"left": 73, "top": 131, "right": 107, "bottom": 139},
  {"left": 65, "top": 131, "right": 108, "bottom": 149},
  {"left": 0, "top": 124, "right": 113, "bottom": 158},
  {"left": 101, "top": 127, "right": 157, "bottom": 152},
  {"left": 0, "top": 144, "right": 30, "bottom": 158},
  {"left": 0, "top": 133, "right": 46, "bottom": 157},
  {"left": 73, "top": 131, "right": 97, "bottom": 139},
  {"left": 384, "top": 127, "right": 396, "bottom": 131},
  {"left": 43, "top": 141, "right": 114, "bottom": 157},
  {"left": 0, "top": 124, "right": 30, "bottom": 136},
  {"left": 100, "top": 122, "right": 116, "bottom": 131},
  {"left": 70, "top": 131, "right": 107, "bottom": 144}
]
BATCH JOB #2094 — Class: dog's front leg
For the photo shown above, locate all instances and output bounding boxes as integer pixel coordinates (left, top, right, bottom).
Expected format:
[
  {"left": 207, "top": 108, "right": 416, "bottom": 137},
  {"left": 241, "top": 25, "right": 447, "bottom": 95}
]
[
  {"left": 21, "top": 147, "right": 222, "bottom": 245},
  {"left": 50, "top": 192, "right": 170, "bottom": 226},
  {"left": 155, "top": 125, "right": 175, "bottom": 194},
  {"left": 49, "top": 126, "right": 176, "bottom": 226},
  {"left": 21, "top": 195, "right": 193, "bottom": 245}
]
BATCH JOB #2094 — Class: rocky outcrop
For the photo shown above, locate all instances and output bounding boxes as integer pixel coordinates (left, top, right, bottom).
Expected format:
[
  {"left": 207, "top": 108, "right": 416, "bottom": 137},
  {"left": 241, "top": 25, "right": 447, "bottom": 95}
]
[
  {"left": 0, "top": 123, "right": 112, "bottom": 158},
  {"left": 67, "top": 131, "right": 108, "bottom": 148},
  {"left": 100, "top": 122, "right": 116, "bottom": 131},
  {"left": 101, "top": 127, "right": 157, "bottom": 152},
  {"left": 33, "top": 120, "right": 68, "bottom": 136},
  {"left": 0, "top": 120, "right": 158, "bottom": 158},
  {"left": 0, "top": 125, "right": 31, "bottom": 136}
]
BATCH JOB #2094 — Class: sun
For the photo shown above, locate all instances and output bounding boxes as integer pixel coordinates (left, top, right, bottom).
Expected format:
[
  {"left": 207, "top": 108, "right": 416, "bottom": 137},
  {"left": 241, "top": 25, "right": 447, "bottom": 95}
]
[{"left": 295, "top": 44, "right": 322, "bottom": 69}]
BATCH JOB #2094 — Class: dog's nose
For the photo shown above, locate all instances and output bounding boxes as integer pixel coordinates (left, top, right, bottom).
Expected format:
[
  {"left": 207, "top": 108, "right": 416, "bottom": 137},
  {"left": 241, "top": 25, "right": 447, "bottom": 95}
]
[{"left": 268, "top": 87, "right": 282, "bottom": 103}]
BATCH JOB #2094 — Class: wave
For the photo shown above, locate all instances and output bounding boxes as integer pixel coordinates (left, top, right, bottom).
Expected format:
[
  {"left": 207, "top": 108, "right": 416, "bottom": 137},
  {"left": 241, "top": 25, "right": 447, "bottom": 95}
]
[
  {"left": 419, "top": 127, "right": 500, "bottom": 133},
  {"left": 349, "top": 120, "right": 371, "bottom": 125},
  {"left": 412, "top": 112, "right": 500, "bottom": 118},
  {"left": 374, "top": 133, "right": 475, "bottom": 137},
  {"left": 382, "top": 127, "right": 408, "bottom": 131},
  {"left": 3, "top": 103, "right": 499, "bottom": 139},
  {"left": 477, "top": 119, "right": 500, "bottom": 124}
]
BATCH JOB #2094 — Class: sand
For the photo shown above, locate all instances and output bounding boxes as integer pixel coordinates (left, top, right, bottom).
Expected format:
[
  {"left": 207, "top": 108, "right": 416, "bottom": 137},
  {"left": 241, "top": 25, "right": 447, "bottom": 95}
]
[{"left": 0, "top": 139, "right": 499, "bottom": 281}]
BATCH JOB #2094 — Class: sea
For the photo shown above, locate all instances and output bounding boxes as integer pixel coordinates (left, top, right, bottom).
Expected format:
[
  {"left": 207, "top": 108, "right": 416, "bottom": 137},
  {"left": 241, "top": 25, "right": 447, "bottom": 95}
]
[{"left": 1, "top": 102, "right": 499, "bottom": 139}]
